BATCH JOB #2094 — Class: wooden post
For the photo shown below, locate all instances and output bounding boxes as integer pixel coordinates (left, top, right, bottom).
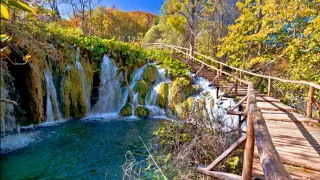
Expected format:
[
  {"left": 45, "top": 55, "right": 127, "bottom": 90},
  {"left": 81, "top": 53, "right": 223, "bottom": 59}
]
[
  {"left": 307, "top": 86, "right": 314, "bottom": 118},
  {"left": 235, "top": 75, "right": 238, "bottom": 97},
  {"left": 242, "top": 95, "right": 254, "bottom": 180},
  {"left": 220, "top": 63, "right": 223, "bottom": 76},
  {"left": 267, "top": 77, "right": 271, "bottom": 97},
  {"left": 216, "top": 70, "right": 220, "bottom": 99},
  {"left": 239, "top": 71, "right": 242, "bottom": 86}
]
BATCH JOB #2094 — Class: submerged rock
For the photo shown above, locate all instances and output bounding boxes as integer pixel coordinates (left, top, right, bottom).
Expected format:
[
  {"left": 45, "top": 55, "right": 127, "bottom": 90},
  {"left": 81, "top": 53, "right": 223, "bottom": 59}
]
[
  {"left": 119, "top": 104, "right": 132, "bottom": 116},
  {"left": 157, "top": 82, "right": 169, "bottom": 108},
  {"left": 135, "top": 106, "right": 149, "bottom": 118},
  {"left": 143, "top": 65, "right": 157, "bottom": 83}
]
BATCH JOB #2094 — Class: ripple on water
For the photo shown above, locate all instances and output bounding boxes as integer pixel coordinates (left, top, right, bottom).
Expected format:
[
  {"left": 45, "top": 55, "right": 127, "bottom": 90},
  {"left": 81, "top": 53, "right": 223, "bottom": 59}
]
[
  {"left": 1, "top": 118, "right": 166, "bottom": 179},
  {"left": 1, "top": 132, "right": 40, "bottom": 154}
]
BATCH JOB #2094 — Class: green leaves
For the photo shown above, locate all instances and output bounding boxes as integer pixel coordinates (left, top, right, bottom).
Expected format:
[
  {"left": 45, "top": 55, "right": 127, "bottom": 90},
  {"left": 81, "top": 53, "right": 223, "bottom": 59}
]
[{"left": 7, "top": 0, "right": 35, "bottom": 13}]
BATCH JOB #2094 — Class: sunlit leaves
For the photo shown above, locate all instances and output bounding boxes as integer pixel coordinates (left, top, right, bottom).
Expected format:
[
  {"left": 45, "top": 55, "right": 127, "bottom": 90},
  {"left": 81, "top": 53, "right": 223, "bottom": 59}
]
[
  {"left": 0, "top": 0, "right": 34, "bottom": 19},
  {"left": 7, "top": 0, "right": 34, "bottom": 13},
  {"left": 1, "top": 4, "right": 9, "bottom": 19}
]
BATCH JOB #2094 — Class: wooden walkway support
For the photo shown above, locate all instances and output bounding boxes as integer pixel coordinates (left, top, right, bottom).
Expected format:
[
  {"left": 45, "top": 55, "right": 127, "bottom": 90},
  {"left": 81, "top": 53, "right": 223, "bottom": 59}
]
[{"left": 145, "top": 43, "right": 320, "bottom": 180}]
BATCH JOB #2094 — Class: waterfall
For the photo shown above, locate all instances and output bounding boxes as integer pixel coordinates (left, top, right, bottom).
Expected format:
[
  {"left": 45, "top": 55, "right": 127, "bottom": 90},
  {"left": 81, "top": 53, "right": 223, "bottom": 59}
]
[
  {"left": 0, "top": 66, "right": 17, "bottom": 137},
  {"left": 194, "top": 76, "right": 237, "bottom": 131},
  {"left": 94, "top": 55, "right": 125, "bottom": 113},
  {"left": 75, "top": 47, "right": 91, "bottom": 113},
  {"left": 145, "top": 66, "right": 171, "bottom": 117},
  {"left": 44, "top": 63, "right": 62, "bottom": 122},
  {"left": 129, "top": 65, "right": 147, "bottom": 116}
]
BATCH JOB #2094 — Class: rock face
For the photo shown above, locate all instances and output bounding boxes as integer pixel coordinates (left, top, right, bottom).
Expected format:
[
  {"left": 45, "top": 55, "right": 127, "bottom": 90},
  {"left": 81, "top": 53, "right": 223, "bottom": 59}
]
[
  {"left": 143, "top": 65, "right": 157, "bottom": 83},
  {"left": 135, "top": 106, "right": 149, "bottom": 118},
  {"left": 169, "top": 77, "right": 192, "bottom": 110},
  {"left": 61, "top": 67, "right": 86, "bottom": 119},
  {"left": 157, "top": 82, "right": 169, "bottom": 108},
  {"left": 119, "top": 104, "right": 132, "bottom": 116},
  {"left": 26, "top": 63, "right": 45, "bottom": 123},
  {"left": 133, "top": 80, "right": 148, "bottom": 105}
]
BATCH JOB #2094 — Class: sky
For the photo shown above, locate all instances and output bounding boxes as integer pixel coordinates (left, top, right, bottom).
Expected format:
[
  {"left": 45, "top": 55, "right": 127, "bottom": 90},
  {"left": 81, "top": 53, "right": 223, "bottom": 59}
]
[{"left": 59, "top": 0, "right": 165, "bottom": 18}]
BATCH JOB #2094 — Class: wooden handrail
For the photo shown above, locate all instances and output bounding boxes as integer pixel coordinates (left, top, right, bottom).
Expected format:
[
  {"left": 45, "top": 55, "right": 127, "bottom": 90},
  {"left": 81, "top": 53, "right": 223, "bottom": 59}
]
[
  {"left": 145, "top": 43, "right": 293, "bottom": 179},
  {"left": 146, "top": 43, "right": 320, "bottom": 90}
]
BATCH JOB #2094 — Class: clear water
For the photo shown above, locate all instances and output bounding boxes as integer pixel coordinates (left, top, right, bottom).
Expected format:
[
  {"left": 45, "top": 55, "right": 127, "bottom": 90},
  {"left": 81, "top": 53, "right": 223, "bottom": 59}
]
[{"left": 1, "top": 118, "right": 166, "bottom": 179}]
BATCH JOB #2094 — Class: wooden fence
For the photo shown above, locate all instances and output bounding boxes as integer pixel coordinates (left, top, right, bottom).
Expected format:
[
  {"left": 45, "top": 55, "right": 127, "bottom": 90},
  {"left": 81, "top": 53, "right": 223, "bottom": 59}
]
[{"left": 144, "top": 43, "right": 320, "bottom": 179}]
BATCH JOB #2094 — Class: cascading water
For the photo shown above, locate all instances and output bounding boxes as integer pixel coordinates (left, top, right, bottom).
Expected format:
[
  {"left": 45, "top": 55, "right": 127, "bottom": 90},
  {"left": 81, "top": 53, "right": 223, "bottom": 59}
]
[
  {"left": 75, "top": 47, "right": 91, "bottom": 113},
  {"left": 193, "top": 76, "right": 238, "bottom": 131},
  {"left": 0, "top": 66, "right": 17, "bottom": 137},
  {"left": 145, "top": 66, "right": 171, "bottom": 117},
  {"left": 44, "top": 62, "right": 62, "bottom": 122},
  {"left": 94, "top": 55, "right": 126, "bottom": 113},
  {"left": 129, "top": 65, "right": 147, "bottom": 116}
]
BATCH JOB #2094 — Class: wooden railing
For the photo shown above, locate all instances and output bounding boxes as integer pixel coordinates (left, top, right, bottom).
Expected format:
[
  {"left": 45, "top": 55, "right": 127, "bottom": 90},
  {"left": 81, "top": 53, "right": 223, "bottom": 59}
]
[
  {"left": 146, "top": 43, "right": 320, "bottom": 118},
  {"left": 144, "top": 43, "right": 320, "bottom": 179}
]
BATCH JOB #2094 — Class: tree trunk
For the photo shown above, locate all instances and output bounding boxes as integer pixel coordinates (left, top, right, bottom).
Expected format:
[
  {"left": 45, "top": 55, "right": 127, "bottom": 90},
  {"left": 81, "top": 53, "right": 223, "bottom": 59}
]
[
  {"left": 88, "top": 0, "right": 92, "bottom": 36},
  {"left": 81, "top": 3, "right": 86, "bottom": 35},
  {"left": 124, "top": 68, "right": 134, "bottom": 106},
  {"left": 189, "top": 30, "right": 195, "bottom": 59}
]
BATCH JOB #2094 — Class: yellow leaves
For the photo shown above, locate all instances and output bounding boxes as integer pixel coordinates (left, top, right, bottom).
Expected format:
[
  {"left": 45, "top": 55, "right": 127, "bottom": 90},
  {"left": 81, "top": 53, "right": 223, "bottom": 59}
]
[
  {"left": 0, "top": 0, "right": 35, "bottom": 19},
  {"left": 23, "top": 52, "right": 36, "bottom": 62},
  {"left": 166, "top": 15, "right": 187, "bottom": 34},
  {"left": 7, "top": 0, "right": 35, "bottom": 13},
  {"left": 1, "top": 34, "right": 10, "bottom": 42},
  {"left": 1, "top": 4, "right": 9, "bottom": 19}
]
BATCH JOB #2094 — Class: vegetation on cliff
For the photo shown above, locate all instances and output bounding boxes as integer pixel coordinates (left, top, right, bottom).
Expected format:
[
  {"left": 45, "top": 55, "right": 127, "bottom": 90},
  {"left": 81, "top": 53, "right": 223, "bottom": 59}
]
[{"left": 61, "top": 67, "right": 86, "bottom": 118}]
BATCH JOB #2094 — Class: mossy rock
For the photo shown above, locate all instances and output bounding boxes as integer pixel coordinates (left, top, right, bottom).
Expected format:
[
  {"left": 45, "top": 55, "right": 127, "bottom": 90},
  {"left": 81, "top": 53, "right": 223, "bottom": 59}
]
[
  {"left": 143, "top": 65, "right": 157, "bottom": 82},
  {"left": 135, "top": 106, "right": 149, "bottom": 118},
  {"left": 169, "top": 77, "right": 193, "bottom": 110},
  {"left": 175, "top": 97, "right": 195, "bottom": 120},
  {"left": 61, "top": 67, "right": 86, "bottom": 119},
  {"left": 119, "top": 104, "right": 132, "bottom": 116},
  {"left": 138, "top": 94, "right": 145, "bottom": 105},
  {"left": 133, "top": 80, "right": 148, "bottom": 105},
  {"left": 191, "top": 85, "right": 201, "bottom": 94},
  {"left": 157, "top": 82, "right": 169, "bottom": 108},
  {"left": 133, "top": 80, "right": 148, "bottom": 96}
]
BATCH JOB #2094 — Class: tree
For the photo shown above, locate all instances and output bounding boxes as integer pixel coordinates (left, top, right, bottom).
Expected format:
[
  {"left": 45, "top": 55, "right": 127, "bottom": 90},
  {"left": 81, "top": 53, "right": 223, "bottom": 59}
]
[
  {"left": 69, "top": 0, "right": 100, "bottom": 35},
  {"left": 218, "top": 0, "right": 320, "bottom": 105},
  {"left": 164, "top": 0, "right": 208, "bottom": 57},
  {"left": 44, "top": 0, "right": 63, "bottom": 18}
]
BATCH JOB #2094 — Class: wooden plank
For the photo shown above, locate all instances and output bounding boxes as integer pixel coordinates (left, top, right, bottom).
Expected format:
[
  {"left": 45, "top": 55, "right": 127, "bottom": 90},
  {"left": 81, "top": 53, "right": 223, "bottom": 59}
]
[
  {"left": 242, "top": 95, "right": 254, "bottom": 180},
  {"left": 230, "top": 95, "right": 248, "bottom": 111},
  {"left": 238, "top": 96, "right": 280, "bottom": 103},
  {"left": 205, "top": 135, "right": 247, "bottom": 170},
  {"left": 261, "top": 110, "right": 319, "bottom": 124},
  {"left": 254, "top": 151, "right": 320, "bottom": 171},
  {"left": 243, "top": 101, "right": 297, "bottom": 112},
  {"left": 227, "top": 110, "right": 247, "bottom": 116},
  {"left": 197, "top": 168, "right": 241, "bottom": 180}
]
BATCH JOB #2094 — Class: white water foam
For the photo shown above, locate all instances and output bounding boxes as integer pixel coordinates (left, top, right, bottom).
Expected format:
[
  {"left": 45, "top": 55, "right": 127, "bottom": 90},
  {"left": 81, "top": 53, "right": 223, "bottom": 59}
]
[
  {"left": 1, "top": 132, "right": 39, "bottom": 153},
  {"left": 44, "top": 62, "right": 62, "bottom": 122}
]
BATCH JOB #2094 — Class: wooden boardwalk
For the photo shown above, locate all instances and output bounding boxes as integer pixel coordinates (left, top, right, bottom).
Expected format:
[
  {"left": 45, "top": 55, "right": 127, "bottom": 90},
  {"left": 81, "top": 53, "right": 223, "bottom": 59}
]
[{"left": 176, "top": 56, "right": 320, "bottom": 179}]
